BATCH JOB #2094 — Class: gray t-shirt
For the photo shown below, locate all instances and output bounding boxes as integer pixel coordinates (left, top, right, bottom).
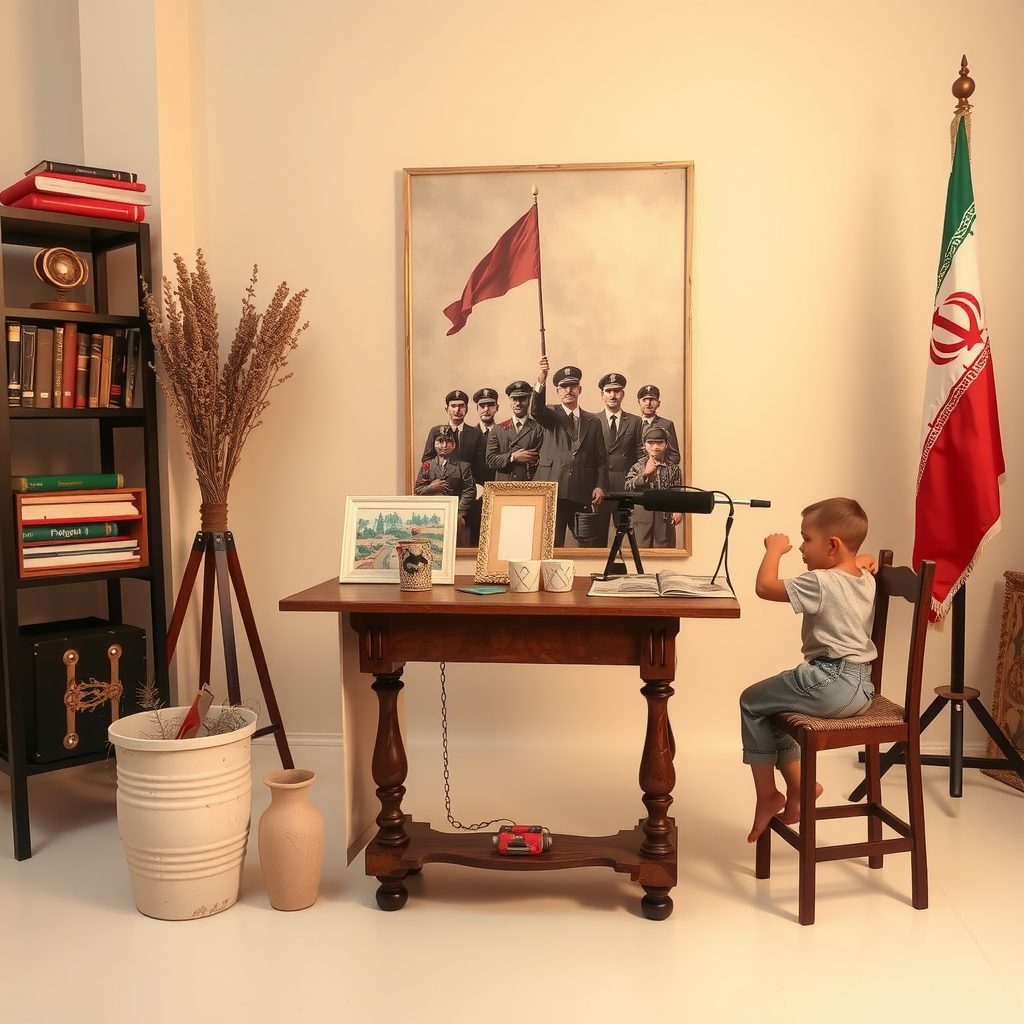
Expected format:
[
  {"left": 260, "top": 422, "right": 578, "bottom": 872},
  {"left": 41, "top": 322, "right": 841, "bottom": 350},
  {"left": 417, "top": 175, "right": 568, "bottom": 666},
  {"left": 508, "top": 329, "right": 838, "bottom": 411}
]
[{"left": 783, "top": 568, "right": 877, "bottom": 663}]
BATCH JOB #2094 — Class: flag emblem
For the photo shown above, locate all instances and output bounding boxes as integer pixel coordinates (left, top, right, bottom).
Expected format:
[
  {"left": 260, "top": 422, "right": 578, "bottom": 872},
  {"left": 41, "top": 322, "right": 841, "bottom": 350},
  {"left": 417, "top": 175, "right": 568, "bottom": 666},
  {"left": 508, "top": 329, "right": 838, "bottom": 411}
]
[{"left": 930, "top": 291, "right": 985, "bottom": 366}]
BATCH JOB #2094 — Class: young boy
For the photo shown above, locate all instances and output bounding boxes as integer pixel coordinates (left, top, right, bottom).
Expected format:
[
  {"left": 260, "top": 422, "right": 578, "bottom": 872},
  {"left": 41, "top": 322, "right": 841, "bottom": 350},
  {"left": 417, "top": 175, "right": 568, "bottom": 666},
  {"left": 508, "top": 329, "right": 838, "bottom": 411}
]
[
  {"left": 623, "top": 425, "right": 682, "bottom": 547},
  {"left": 741, "top": 497, "right": 877, "bottom": 844},
  {"left": 414, "top": 426, "right": 475, "bottom": 545}
]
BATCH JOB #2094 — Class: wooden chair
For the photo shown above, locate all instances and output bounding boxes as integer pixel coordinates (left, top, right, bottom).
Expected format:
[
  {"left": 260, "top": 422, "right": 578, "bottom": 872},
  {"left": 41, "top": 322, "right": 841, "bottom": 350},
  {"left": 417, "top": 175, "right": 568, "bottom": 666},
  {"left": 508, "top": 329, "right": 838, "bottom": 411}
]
[{"left": 754, "top": 550, "right": 936, "bottom": 925}]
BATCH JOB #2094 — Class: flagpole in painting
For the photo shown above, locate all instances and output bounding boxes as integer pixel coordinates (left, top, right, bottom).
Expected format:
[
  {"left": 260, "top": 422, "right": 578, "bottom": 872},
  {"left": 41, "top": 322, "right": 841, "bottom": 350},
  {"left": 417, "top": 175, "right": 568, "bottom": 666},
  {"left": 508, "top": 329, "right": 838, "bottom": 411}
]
[
  {"left": 442, "top": 194, "right": 545, "bottom": 358},
  {"left": 851, "top": 57, "right": 1024, "bottom": 803},
  {"left": 532, "top": 185, "right": 547, "bottom": 357}
]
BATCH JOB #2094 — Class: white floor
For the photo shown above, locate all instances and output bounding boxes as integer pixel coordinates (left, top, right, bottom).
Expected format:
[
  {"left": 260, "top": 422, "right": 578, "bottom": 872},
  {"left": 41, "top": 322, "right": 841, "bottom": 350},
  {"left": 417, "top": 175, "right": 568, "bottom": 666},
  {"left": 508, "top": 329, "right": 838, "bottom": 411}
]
[{"left": 0, "top": 738, "right": 1021, "bottom": 1024}]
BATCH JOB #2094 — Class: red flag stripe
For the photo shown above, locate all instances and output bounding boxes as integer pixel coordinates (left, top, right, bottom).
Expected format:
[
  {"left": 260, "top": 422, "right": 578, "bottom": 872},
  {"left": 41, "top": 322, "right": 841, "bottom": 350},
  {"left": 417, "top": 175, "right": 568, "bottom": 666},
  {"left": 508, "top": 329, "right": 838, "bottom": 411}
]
[{"left": 914, "top": 348, "right": 1003, "bottom": 618}]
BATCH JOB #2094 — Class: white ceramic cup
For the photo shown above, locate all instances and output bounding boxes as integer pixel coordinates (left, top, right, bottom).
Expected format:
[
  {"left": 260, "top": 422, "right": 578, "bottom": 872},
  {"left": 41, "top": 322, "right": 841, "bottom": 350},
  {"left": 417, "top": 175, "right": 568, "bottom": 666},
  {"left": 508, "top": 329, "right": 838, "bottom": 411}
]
[
  {"left": 508, "top": 560, "right": 542, "bottom": 593},
  {"left": 541, "top": 559, "right": 576, "bottom": 592}
]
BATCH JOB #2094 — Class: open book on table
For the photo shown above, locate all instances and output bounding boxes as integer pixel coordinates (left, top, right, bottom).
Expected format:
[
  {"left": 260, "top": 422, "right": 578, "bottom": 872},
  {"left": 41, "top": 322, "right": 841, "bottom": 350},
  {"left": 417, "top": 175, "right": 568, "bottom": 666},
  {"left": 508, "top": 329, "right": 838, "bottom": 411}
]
[{"left": 587, "top": 571, "right": 734, "bottom": 599}]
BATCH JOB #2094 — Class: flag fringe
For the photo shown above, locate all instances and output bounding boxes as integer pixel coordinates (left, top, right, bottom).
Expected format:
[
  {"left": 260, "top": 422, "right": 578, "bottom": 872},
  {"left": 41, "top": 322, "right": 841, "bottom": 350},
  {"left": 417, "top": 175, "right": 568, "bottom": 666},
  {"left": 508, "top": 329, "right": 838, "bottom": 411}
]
[
  {"left": 930, "top": 514, "right": 1001, "bottom": 622},
  {"left": 950, "top": 109, "right": 972, "bottom": 164}
]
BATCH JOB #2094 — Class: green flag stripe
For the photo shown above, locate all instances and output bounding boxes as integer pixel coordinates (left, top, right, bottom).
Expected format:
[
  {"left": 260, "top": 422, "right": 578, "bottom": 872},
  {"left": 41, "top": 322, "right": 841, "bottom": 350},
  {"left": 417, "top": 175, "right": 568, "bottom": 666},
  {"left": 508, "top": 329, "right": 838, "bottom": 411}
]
[{"left": 936, "top": 115, "right": 976, "bottom": 295}]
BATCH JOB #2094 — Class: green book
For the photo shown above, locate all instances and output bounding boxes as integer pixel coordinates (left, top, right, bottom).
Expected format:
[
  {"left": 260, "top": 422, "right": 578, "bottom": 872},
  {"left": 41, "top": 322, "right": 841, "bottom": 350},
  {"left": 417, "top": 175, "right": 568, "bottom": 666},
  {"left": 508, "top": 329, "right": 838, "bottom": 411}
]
[
  {"left": 12, "top": 472, "right": 125, "bottom": 493},
  {"left": 22, "top": 521, "right": 122, "bottom": 543}
]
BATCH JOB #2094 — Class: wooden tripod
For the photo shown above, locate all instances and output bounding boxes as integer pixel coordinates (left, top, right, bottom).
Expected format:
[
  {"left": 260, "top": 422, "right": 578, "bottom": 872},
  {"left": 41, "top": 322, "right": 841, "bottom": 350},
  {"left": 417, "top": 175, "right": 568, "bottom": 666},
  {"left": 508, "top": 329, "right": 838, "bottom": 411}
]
[{"left": 166, "top": 528, "right": 293, "bottom": 769}]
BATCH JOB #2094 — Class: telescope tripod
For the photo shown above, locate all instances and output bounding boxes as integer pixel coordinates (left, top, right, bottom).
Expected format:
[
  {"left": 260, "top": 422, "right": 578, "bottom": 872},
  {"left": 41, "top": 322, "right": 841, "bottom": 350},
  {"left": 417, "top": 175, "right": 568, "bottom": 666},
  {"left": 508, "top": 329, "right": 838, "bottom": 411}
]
[
  {"left": 166, "top": 529, "right": 293, "bottom": 769},
  {"left": 598, "top": 501, "right": 645, "bottom": 578}
]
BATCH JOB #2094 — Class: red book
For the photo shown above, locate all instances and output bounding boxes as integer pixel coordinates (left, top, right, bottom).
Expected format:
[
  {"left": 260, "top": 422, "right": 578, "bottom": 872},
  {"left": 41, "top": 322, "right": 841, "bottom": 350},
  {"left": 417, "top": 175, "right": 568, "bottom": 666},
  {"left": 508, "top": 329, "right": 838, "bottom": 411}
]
[
  {"left": 8, "top": 192, "right": 145, "bottom": 223},
  {"left": 0, "top": 173, "right": 148, "bottom": 206},
  {"left": 61, "top": 323, "right": 79, "bottom": 408}
]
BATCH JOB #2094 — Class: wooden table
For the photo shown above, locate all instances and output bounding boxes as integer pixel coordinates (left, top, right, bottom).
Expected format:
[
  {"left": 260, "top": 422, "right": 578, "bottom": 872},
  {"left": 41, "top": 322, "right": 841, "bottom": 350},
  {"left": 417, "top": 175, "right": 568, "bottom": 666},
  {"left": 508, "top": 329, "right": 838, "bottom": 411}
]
[{"left": 280, "top": 575, "right": 740, "bottom": 919}]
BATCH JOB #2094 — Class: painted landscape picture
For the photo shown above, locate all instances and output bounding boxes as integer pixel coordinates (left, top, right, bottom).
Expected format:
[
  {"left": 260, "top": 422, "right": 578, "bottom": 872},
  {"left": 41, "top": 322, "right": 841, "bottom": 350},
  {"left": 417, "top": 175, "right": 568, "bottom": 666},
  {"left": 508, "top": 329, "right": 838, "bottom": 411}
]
[{"left": 340, "top": 496, "right": 458, "bottom": 584}]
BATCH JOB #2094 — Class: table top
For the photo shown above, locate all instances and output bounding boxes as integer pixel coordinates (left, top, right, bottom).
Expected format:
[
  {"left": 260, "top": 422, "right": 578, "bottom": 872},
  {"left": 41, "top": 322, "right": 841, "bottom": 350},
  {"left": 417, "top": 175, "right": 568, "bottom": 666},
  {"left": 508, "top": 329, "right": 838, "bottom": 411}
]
[{"left": 280, "top": 575, "right": 741, "bottom": 620}]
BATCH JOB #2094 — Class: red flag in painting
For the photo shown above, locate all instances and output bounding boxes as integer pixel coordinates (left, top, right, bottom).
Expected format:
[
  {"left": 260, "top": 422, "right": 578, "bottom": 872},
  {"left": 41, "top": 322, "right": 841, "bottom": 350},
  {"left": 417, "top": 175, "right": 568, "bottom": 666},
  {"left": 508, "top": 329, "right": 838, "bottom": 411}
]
[
  {"left": 913, "top": 114, "right": 1004, "bottom": 620},
  {"left": 443, "top": 206, "right": 540, "bottom": 335}
]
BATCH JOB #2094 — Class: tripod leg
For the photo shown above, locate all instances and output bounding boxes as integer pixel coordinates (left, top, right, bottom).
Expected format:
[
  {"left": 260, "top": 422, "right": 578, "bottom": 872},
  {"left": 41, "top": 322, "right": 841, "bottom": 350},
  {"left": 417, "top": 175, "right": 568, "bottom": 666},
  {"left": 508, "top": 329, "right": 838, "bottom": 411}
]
[
  {"left": 849, "top": 696, "right": 947, "bottom": 801},
  {"left": 625, "top": 525, "right": 645, "bottom": 574},
  {"left": 211, "top": 533, "right": 242, "bottom": 706},
  {"left": 167, "top": 532, "right": 206, "bottom": 663},
  {"left": 199, "top": 536, "right": 217, "bottom": 690},
  {"left": 224, "top": 534, "right": 294, "bottom": 769}
]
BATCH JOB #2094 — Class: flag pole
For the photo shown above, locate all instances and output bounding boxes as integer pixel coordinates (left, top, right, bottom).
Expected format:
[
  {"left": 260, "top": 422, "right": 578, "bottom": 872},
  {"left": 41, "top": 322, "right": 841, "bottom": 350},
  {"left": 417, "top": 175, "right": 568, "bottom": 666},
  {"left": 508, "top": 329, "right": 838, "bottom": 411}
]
[
  {"left": 533, "top": 184, "right": 547, "bottom": 357},
  {"left": 850, "top": 55, "right": 1024, "bottom": 801}
]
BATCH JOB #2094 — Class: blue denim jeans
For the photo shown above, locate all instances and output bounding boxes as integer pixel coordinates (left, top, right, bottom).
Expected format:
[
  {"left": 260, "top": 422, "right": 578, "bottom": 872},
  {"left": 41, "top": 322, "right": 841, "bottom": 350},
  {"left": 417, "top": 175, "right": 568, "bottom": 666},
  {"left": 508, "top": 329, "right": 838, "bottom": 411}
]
[{"left": 739, "top": 657, "right": 875, "bottom": 767}]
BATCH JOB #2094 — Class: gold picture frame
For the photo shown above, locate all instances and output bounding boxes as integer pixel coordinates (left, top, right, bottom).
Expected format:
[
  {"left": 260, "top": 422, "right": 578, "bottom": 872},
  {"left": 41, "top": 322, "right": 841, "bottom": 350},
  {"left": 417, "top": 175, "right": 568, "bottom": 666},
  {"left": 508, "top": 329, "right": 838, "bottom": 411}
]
[
  {"left": 404, "top": 161, "right": 693, "bottom": 559},
  {"left": 474, "top": 481, "right": 557, "bottom": 584}
]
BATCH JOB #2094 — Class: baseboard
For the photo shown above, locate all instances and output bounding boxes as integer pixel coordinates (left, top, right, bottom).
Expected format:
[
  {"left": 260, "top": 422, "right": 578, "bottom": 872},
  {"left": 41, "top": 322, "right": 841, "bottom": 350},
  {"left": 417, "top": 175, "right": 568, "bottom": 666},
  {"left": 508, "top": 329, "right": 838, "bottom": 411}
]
[{"left": 253, "top": 732, "right": 342, "bottom": 749}]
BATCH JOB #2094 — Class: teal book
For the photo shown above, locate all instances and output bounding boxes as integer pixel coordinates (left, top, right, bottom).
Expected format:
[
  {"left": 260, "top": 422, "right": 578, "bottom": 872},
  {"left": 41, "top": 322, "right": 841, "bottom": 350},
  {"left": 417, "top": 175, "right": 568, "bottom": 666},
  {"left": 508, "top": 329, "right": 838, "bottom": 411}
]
[
  {"left": 22, "top": 521, "right": 121, "bottom": 543},
  {"left": 12, "top": 473, "right": 125, "bottom": 493}
]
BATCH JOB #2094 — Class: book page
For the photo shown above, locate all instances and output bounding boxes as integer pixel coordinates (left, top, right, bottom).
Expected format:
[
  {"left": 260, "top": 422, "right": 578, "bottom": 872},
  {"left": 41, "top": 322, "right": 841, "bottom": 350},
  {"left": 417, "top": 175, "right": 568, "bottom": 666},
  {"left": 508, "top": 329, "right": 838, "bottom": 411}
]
[
  {"left": 587, "top": 574, "right": 663, "bottom": 597},
  {"left": 655, "top": 571, "right": 734, "bottom": 598}
]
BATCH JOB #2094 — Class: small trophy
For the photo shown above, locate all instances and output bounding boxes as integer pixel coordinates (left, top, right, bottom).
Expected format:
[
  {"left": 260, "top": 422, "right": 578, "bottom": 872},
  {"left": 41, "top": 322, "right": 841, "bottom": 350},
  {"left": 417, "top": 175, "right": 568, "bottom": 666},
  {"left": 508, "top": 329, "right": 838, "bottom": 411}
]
[{"left": 30, "top": 246, "right": 93, "bottom": 312}]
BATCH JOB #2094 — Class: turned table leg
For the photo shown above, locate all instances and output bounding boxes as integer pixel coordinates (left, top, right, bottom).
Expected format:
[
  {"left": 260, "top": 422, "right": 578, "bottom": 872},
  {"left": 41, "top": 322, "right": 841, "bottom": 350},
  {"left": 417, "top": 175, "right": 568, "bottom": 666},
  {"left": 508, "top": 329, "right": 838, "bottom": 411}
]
[{"left": 371, "top": 671, "right": 410, "bottom": 909}]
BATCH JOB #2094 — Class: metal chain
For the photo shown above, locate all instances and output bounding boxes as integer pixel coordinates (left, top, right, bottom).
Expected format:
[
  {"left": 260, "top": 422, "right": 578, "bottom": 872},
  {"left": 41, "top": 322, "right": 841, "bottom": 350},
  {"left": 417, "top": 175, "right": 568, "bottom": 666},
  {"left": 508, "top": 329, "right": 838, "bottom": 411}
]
[{"left": 439, "top": 661, "right": 513, "bottom": 832}]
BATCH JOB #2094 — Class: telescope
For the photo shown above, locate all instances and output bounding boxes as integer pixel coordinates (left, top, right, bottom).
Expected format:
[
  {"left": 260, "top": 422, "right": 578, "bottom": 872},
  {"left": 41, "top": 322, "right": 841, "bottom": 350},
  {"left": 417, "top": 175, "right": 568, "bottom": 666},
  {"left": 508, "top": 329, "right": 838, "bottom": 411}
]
[
  {"left": 604, "top": 489, "right": 771, "bottom": 515},
  {"left": 597, "top": 488, "right": 771, "bottom": 582}
]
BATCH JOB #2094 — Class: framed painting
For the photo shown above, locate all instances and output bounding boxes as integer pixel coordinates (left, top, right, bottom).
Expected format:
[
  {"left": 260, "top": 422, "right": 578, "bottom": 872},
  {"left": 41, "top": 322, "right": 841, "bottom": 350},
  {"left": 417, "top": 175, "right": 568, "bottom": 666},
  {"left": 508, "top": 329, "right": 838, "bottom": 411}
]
[
  {"left": 339, "top": 495, "right": 458, "bottom": 585},
  {"left": 474, "top": 481, "right": 557, "bottom": 584},
  {"left": 404, "top": 161, "right": 693, "bottom": 559}
]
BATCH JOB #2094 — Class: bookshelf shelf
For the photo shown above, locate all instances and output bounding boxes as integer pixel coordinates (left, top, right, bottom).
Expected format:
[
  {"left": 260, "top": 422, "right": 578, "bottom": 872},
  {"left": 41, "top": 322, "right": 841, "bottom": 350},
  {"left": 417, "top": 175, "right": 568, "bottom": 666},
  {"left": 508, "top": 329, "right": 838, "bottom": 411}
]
[{"left": 0, "top": 206, "right": 169, "bottom": 860}]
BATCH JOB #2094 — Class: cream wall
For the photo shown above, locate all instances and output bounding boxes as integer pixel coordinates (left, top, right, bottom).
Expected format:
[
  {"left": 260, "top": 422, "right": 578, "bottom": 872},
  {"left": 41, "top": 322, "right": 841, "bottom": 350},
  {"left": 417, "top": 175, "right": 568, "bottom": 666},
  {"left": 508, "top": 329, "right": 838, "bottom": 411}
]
[{"left": 4, "top": 1, "right": 1023, "bottom": 761}]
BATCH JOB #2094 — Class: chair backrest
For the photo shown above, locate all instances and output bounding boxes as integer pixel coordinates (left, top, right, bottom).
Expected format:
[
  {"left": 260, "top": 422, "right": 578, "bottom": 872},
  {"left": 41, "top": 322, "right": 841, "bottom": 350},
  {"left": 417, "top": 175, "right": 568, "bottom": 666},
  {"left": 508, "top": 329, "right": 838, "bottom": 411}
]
[{"left": 868, "top": 549, "right": 936, "bottom": 721}]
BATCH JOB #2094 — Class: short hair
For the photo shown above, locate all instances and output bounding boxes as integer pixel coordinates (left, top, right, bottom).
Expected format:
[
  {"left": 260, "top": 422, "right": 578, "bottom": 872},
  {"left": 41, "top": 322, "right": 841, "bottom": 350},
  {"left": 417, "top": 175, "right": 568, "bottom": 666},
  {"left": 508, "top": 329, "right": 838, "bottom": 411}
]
[{"left": 801, "top": 497, "right": 868, "bottom": 551}]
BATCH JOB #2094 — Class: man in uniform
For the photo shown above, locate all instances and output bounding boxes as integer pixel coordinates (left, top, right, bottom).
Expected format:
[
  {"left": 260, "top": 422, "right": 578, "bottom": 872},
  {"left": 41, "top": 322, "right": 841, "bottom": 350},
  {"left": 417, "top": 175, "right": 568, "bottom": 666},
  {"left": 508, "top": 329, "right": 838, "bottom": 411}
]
[
  {"left": 420, "top": 389, "right": 481, "bottom": 467},
  {"left": 467, "top": 387, "right": 500, "bottom": 543},
  {"left": 636, "top": 384, "right": 681, "bottom": 467},
  {"left": 531, "top": 357, "right": 610, "bottom": 547},
  {"left": 486, "top": 380, "right": 544, "bottom": 481},
  {"left": 594, "top": 371, "right": 643, "bottom": 546}
]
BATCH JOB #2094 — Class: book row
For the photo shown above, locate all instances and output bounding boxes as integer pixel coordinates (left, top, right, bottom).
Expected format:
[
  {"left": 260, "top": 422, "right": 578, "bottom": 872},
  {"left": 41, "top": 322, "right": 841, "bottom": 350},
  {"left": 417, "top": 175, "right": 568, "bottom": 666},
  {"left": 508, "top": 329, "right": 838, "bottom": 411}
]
[
  {"left": 15, "top": 487, "right": 147, "bottom": 578},
  {"left": 5, "top": 321, "right": 141, "bottom": 410}
]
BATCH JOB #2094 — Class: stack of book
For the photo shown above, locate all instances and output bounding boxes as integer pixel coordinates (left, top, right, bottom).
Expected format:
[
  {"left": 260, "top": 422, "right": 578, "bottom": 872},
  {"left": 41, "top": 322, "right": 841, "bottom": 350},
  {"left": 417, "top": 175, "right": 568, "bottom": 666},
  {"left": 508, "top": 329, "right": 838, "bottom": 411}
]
[
  {"left": 0, "top": 160, "right": 149, "bottom": 223},
  {"left": 6, "top": 322, "right": 141, "bottom": 410},
  {"left": 14, "top": 477, "right": 146, "bottom": 577}
]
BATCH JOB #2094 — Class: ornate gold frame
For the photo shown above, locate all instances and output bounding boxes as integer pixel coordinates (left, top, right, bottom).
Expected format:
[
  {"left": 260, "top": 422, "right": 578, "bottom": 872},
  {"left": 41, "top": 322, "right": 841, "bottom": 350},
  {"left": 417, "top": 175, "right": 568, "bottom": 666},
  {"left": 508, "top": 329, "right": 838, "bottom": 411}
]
[{"left": 474, "top": 481, "right": 557, "bottom": 584}]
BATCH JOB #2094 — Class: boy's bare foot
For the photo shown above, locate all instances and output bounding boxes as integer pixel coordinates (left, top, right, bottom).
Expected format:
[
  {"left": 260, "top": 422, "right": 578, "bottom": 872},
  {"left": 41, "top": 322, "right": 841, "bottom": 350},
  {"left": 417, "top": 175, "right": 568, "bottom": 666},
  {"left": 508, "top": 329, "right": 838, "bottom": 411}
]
[
  {"left": 747, "top": 791, "right": 786, "bottom": 843},
  {"left": 780, "top": 783, "right": 824, "bottom": 824}
]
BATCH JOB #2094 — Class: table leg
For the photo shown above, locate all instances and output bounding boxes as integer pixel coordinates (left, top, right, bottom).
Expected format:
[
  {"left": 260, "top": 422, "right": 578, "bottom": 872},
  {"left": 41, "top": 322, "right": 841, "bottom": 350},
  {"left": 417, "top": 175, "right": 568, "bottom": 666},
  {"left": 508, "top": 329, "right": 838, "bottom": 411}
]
[
  {"left": 371, "top": 671, "right": 410, "bottom": 910},
  {"left": 639, "top": 678, "right": 675, "bottom": 858}
]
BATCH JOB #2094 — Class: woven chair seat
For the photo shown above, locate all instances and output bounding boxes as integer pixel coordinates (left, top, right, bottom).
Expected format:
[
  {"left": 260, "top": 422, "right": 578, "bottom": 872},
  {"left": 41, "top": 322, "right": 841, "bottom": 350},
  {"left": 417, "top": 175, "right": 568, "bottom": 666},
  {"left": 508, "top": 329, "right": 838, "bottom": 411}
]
[{"left": 775, "top": 694, "right": 906, "bottom": 733}]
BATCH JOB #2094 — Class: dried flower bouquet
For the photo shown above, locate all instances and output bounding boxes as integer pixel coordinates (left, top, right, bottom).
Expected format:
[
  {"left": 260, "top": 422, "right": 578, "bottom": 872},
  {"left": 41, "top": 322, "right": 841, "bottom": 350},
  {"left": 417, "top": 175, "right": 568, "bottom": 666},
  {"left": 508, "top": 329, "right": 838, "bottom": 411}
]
[{"left": 143, "top": 250, "right": 308, "bottom": 531}]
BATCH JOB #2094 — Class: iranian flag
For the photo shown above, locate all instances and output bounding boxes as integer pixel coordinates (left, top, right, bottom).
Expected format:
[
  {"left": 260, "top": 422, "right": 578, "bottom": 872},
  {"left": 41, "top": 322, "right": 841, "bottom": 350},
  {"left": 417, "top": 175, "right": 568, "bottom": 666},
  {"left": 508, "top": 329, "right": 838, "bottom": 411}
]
[{"left": 913, "top": 113, "right": 1004, "bottom": 620}]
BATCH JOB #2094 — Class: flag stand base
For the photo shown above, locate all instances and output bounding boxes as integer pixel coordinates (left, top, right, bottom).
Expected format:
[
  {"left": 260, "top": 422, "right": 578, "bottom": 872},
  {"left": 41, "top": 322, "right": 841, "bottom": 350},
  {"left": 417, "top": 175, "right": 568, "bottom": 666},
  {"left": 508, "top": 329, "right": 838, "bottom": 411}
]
[{"left": 851, "top": 584, "right": 1024, "bottom": 800}]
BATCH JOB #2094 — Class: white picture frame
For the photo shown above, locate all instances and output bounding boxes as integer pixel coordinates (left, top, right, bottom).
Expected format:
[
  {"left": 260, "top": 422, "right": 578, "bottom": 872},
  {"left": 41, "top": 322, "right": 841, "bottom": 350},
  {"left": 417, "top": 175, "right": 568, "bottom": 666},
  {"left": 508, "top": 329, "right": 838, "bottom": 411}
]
[{"left": 339, "top": 495, "right": 458, "bottom": 585}]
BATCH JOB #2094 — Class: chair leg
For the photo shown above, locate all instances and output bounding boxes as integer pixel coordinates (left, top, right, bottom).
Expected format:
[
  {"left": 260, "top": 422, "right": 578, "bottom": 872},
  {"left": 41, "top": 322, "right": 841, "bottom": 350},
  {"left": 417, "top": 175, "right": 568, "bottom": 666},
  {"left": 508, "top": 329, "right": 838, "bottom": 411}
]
[
  {"left": 798, "top": 738, "right": 817, "bottom": 926},
  {"left": 865, "top": 743, "right": 884, "bottom": 869},
  {"left": 906, "top": 734, "right": 929, "bottom": 910},
  {"left": 755, "top": 824, "right": 771, "bottom": 879}
]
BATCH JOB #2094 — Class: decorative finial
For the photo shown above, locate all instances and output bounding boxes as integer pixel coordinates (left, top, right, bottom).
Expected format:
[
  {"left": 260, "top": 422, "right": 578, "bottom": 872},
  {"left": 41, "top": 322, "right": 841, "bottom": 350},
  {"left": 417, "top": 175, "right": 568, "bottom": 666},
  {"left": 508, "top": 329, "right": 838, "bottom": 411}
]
[
  {"left": 532, "top": 183, "right": 538, "bottom": 198},
  {"left": 952, "top": 54, "right": 974, "bottom": 113}
]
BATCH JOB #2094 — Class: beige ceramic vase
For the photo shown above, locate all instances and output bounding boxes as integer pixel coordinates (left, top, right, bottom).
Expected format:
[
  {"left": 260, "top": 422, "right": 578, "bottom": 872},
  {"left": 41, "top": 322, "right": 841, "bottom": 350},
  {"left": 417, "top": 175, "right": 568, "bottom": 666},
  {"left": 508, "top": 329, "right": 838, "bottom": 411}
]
[{"left": 258, "top": 768, "right": 325, "bottom": 911}]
